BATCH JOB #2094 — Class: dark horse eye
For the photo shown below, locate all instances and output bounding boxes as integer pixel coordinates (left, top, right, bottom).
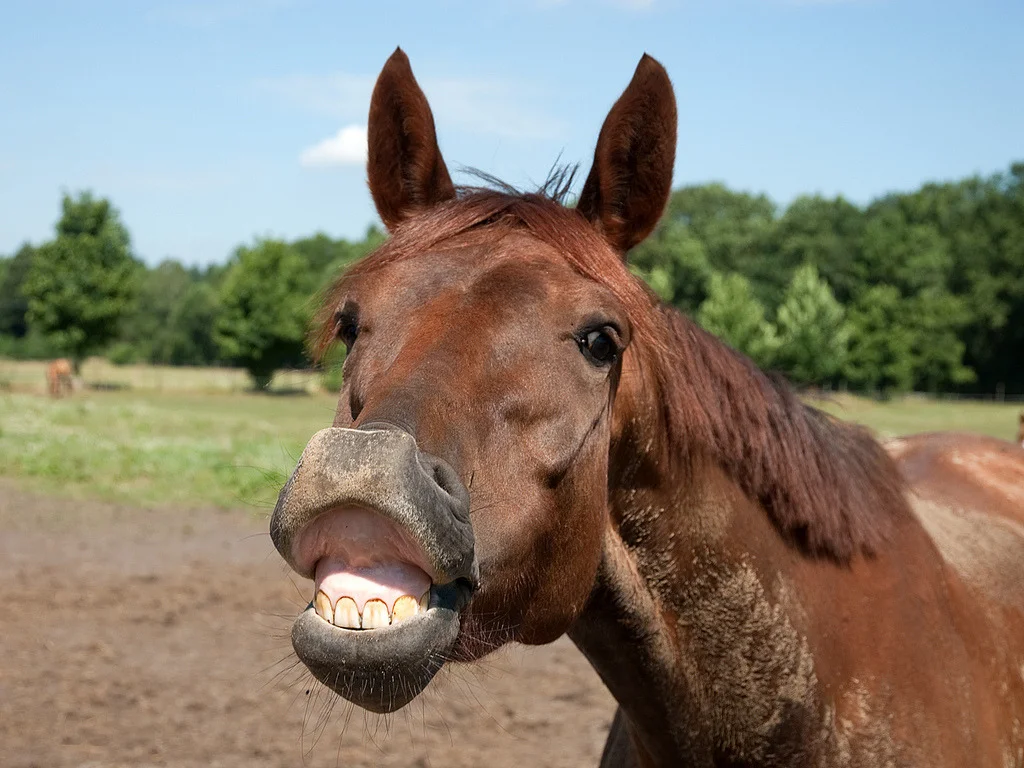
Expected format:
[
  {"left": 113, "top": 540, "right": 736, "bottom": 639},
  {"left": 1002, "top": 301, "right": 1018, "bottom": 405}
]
[
  {"left": 580, "top": 329, "right": 618, "bottom": 366},
  {"left": 336, "top": 313, "right": 359, "bottom": 348}
]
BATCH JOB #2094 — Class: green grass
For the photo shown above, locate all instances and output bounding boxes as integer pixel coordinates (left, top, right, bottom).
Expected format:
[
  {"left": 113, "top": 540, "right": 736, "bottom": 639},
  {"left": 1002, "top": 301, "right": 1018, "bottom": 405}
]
[
  {"left": 810, "top": 393, "right": 1022, "bottom": 442},
  {"left": 0, "top": 357, "right": 323, "bottom": 394},
  {"left": 0, "top": 389, "right": 338, "bottom": 510},
  {"left": 0, "top": 384, "right": 1020, "bottom": 510}
]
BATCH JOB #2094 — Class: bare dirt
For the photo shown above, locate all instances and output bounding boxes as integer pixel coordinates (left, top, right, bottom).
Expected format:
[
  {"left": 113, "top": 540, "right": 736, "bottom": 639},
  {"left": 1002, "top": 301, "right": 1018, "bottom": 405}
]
[{"left": 0, "top": 483, "right": 615, "bottom": 767}]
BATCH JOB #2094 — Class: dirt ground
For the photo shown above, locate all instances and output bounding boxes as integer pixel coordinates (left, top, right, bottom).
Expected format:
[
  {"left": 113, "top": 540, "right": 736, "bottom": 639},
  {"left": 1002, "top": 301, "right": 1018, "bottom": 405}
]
[{"left": 0, "top": 482, "right": 615, "bottom": 767}]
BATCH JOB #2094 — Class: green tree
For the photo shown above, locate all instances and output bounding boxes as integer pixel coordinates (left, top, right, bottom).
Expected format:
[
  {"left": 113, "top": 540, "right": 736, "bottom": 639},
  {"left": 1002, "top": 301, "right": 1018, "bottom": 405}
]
[
  {"left": 0, "top": 244, "right": 35, "bottom": 338},
  {"left": 696, "top": 272, "right": 779, "bottom": 369},
  {"left": 166, "top": 281, "right": 221, "bottom": 365},
  {"left": 23, "top": 193, "right": 139, "bottom": 369},
  {"left": 905, "top": 289, "right": 976, "bottom": 392},
  {"left": 114, "top": 260, "right": 194, "bottom": 364},
  {"left": 843, "top": 285, "right": 915, "bottom": 394},
  {"left": 294, "top": 225, "right": 386, "bottom": 286},
  {"left": 661, "top": 184, "right": 778, "bottom": 303},
  {"left": 630, "top": 221, "right": 713, "bottom": 311},
  {"left": 775, "top": 264, "right": 849, "bottom": 386},
  {"left": 214, "top": 240, "right": 313, "bottom": 389},
  {"left": 857, "top": 202, "right": 951, "bottom": 296},
  {"left": 769, "top": 195, "right": 864, "bottom": 304}
]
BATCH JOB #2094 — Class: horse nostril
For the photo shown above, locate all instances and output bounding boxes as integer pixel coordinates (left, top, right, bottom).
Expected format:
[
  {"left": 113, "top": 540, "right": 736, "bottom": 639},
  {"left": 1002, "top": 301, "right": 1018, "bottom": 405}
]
[
  {"left": 432, "top": 464, "right": 452, "bottom": 495},
  {"left": 418, "top": 452, "right": 470, "bottom": 523}
]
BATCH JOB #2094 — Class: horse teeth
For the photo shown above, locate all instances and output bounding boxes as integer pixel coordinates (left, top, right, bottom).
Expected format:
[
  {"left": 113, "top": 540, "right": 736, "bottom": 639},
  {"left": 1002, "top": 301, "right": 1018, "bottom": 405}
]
[
  {"left": 334, "top": 597, "right": 360, "bottom": 629},
  {"left": 362, "top": 599, "right": 391, "bottom": 629},
  {"left": 315, "top": 591, "right": 333, "bottom": 624},
  {"left": 392, "top": 595, "right": 419, "bottom": 623},
  {"left": 420, "top": 590, "right": 430, "bottom": 611}
]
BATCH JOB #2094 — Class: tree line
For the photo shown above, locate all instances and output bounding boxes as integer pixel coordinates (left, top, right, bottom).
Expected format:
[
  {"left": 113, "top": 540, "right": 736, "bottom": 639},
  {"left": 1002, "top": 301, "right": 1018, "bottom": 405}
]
[{"left": 1, "top": 162, "right": 1022, "bottom": 394}]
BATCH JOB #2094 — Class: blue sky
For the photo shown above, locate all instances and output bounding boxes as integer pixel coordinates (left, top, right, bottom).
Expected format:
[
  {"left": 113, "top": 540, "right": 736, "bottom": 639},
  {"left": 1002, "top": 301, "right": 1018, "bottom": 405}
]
[{"left": 1, "top": 0, "right": 1021, "bottom": 266}]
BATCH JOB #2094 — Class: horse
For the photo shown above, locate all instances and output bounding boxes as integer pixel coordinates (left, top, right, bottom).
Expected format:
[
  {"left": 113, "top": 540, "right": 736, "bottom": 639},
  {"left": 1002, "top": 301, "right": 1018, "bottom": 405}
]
[
  {"left": 46, "top": 358, "right": 73, "bottom": 398},
  {"left": 270, "top": 49, "right": 1024, "bottom": 766}
]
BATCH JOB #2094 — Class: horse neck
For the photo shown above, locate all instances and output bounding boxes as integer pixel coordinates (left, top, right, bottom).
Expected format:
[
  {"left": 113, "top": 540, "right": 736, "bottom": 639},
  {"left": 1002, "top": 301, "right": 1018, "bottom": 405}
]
[
  {"left": 568, "top": 349, "right": 819, "bottom": 762},
  {"left": 569, "top": 453, "right": 803, "bottom": 760}
]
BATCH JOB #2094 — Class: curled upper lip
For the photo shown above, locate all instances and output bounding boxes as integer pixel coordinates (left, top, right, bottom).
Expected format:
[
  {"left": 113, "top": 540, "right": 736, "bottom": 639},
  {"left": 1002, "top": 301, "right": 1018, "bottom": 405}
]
[
  {"left": 271, "top": 426, "right": 478, "bottom": 586},
  {"left": 292, "top": 505, "right": 442, "bottom": 584}
]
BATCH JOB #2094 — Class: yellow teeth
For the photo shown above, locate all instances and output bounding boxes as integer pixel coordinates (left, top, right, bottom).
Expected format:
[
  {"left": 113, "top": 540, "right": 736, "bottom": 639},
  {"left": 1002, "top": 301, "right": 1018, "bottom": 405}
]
[
  {"left": 362, "top": 599, "right": 390, "bottom": 629},
  {"left": 314, "top": 591, "right": 333, "bottom": 625},
  {"left": 392, "top": 595, "right": 419, "bottom": 623},
  {"left": 313, "top": 590, "right": 435, "bottom": 629},
  {"left": 334, "top": 597, "right": 360, "bottom": 629}
]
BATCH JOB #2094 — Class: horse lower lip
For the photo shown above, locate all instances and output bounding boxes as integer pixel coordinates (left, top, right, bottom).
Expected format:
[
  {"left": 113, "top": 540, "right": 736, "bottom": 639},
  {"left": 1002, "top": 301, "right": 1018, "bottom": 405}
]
[{"left": 290, "top": 580, "right": 471, "bottom": 714}]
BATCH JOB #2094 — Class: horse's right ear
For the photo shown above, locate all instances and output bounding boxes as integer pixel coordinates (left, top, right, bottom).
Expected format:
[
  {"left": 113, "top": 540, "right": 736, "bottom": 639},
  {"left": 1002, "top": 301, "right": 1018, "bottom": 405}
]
[
  {"left": 367, "top": 48, "right": 456, "bottom": 231},
  {"left": 577, "top": 54, "right": 677, "bottom": 255}
]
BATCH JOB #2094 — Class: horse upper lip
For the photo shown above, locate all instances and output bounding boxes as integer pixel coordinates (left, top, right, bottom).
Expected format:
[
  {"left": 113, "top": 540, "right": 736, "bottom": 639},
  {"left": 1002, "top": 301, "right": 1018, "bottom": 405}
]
[{"left": 270, "top": 427, "right": 477, "bottom": 586}]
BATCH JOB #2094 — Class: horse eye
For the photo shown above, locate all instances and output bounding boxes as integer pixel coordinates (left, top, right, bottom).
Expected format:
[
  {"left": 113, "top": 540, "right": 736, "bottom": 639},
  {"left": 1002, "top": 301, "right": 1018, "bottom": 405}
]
[
  {"left": 579, "top": 329, "right": 618, "bottom": 366},
  {"left": 337, "top": 316, "right": 359, "bottom": 348}
]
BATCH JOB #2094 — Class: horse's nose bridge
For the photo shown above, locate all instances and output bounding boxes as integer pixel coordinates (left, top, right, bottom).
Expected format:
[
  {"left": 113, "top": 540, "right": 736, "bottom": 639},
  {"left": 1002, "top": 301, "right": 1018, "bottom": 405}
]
[
  {"left": 356, "top": 344, "right": 480, "bottom": 470},
  {"left": 270, "top": 426, "right": 475, "bottom": 583}
]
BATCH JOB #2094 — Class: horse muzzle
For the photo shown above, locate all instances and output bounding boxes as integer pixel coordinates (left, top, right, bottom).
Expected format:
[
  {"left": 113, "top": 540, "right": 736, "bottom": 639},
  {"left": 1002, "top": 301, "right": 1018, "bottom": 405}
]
[{"left": 270, "top": 426, "right": 477, "bottom": 713}]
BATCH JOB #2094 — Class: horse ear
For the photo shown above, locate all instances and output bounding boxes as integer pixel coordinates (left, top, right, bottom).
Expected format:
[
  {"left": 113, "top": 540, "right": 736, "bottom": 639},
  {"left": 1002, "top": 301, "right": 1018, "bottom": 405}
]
[
  {"left": 367, "top": 48, "right": 456, "bottom": 231},
  {"left": 577, "top": 54, "right": 677, "bottom": 255}
]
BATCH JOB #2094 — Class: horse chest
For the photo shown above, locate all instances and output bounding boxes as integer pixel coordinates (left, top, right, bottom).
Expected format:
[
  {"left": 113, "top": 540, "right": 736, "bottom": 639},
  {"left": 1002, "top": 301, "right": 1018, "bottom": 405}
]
[{"left": 670, "top": 560, "right": 825, "bottom": 765}]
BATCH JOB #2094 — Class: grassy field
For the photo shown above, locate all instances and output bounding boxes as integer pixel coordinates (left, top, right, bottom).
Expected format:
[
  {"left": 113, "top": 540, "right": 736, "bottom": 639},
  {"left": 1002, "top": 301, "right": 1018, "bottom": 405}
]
[
  {"left": 0, "top": 389, "right": 338, "bottom": 510},
  {"left": 0, "top": 364, "right": 1021, "bottom": 510},
  {"left": 811, "top": 393, "right": 1022, "bottom": 442},
  {"left": 0, "top": 357, "right": 323, "bottom": 394}
]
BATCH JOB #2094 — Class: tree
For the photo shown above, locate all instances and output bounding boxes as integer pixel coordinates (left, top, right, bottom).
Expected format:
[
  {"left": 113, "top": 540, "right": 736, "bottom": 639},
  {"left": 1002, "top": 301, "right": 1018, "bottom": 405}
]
[
  {"left": 166, "top": 281, "right": 220, "bottom": 365},
  {"left": 115, "top": 260, "right": 194, "bottom": 364},
  {"left": 214, "top": 240, "right": 313, "bottom": 389},
  {"left": 0, "top": 244, "right": 35, "bottom": 338},
  {"left": 23, "top": 193, "right": 138, "bottom": 368},
  {"left": 857, "top": 202, "right": 951, "bottom": 296},
  {"left": 843, "top": 285, "right": 915, "bottom": 394},
  {"left": 775, "top": 264, "right": 849, "bottom": 386},
  {"left": 293, "top": 225, "right": 386, "bottom": 286},
  {"left": 630, "top": 221, "right": 713, "bottom": 312},
  {"left": 769, "top": 195, "right": 864, "bottom": 304},
  {"left": 905, "top": 289, "right": 976, "bottom": 392},
  {"left": 661, "top": 184, "right": 778, "bottom": 303},
  {"left": 696, "top": 272, "right": 779, "bottom": 369}
]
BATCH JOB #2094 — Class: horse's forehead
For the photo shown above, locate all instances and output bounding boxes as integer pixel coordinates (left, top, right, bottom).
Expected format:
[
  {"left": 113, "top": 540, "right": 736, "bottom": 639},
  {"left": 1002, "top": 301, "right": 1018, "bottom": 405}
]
[{"left": 364, "top": 234, "right": 606, "bottom": 310}]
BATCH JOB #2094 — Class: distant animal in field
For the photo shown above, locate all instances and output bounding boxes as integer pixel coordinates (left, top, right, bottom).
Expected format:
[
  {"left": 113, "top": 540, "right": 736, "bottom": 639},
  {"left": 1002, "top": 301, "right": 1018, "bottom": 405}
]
[
  {"left": 46, "top": 359, "right": 73, "bottom": 398},
  {"left": 270, "top": 48, "right": 1024, "bottom": 766}
]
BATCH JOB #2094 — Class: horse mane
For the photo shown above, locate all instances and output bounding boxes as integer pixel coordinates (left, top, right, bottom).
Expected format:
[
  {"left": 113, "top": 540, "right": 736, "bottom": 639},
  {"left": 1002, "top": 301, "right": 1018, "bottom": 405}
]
[{"left": 314, "top": 172, "right": 909, "bottom": 562}]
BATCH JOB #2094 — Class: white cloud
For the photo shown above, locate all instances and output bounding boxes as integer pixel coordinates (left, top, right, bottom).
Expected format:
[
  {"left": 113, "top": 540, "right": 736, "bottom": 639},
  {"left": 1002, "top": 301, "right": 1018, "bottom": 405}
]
[{"left": 299, "top": 125, "right": 367, "bottom": 168}]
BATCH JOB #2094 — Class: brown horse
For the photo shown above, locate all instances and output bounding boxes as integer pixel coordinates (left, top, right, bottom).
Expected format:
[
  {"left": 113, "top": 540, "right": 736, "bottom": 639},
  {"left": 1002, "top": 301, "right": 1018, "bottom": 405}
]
[
  {"left": 270, "top": 49, "right": 1024, "bottom": 766},
  {"left": 46, "top": 358, "right": 73, "bottom": 398}
]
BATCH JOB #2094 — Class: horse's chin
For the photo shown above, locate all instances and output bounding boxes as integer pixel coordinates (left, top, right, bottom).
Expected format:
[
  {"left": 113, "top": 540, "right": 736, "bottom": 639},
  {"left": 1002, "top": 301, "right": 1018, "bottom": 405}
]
[{"left": 290, "top": 580, "right": 472, "bottom": 713}]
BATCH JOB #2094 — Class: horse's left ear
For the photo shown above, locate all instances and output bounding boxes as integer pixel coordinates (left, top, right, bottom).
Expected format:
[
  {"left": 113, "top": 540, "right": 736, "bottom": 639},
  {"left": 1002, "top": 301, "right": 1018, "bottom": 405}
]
[{"left": 577, "top": 54, "right": 677, "bottom": 255}]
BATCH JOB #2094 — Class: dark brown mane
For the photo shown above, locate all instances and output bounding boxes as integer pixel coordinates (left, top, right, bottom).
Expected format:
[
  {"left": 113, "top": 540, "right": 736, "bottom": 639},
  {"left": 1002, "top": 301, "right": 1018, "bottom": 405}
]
[{"left": 315, "top": 185, "right": 909, "bottom": 562}]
